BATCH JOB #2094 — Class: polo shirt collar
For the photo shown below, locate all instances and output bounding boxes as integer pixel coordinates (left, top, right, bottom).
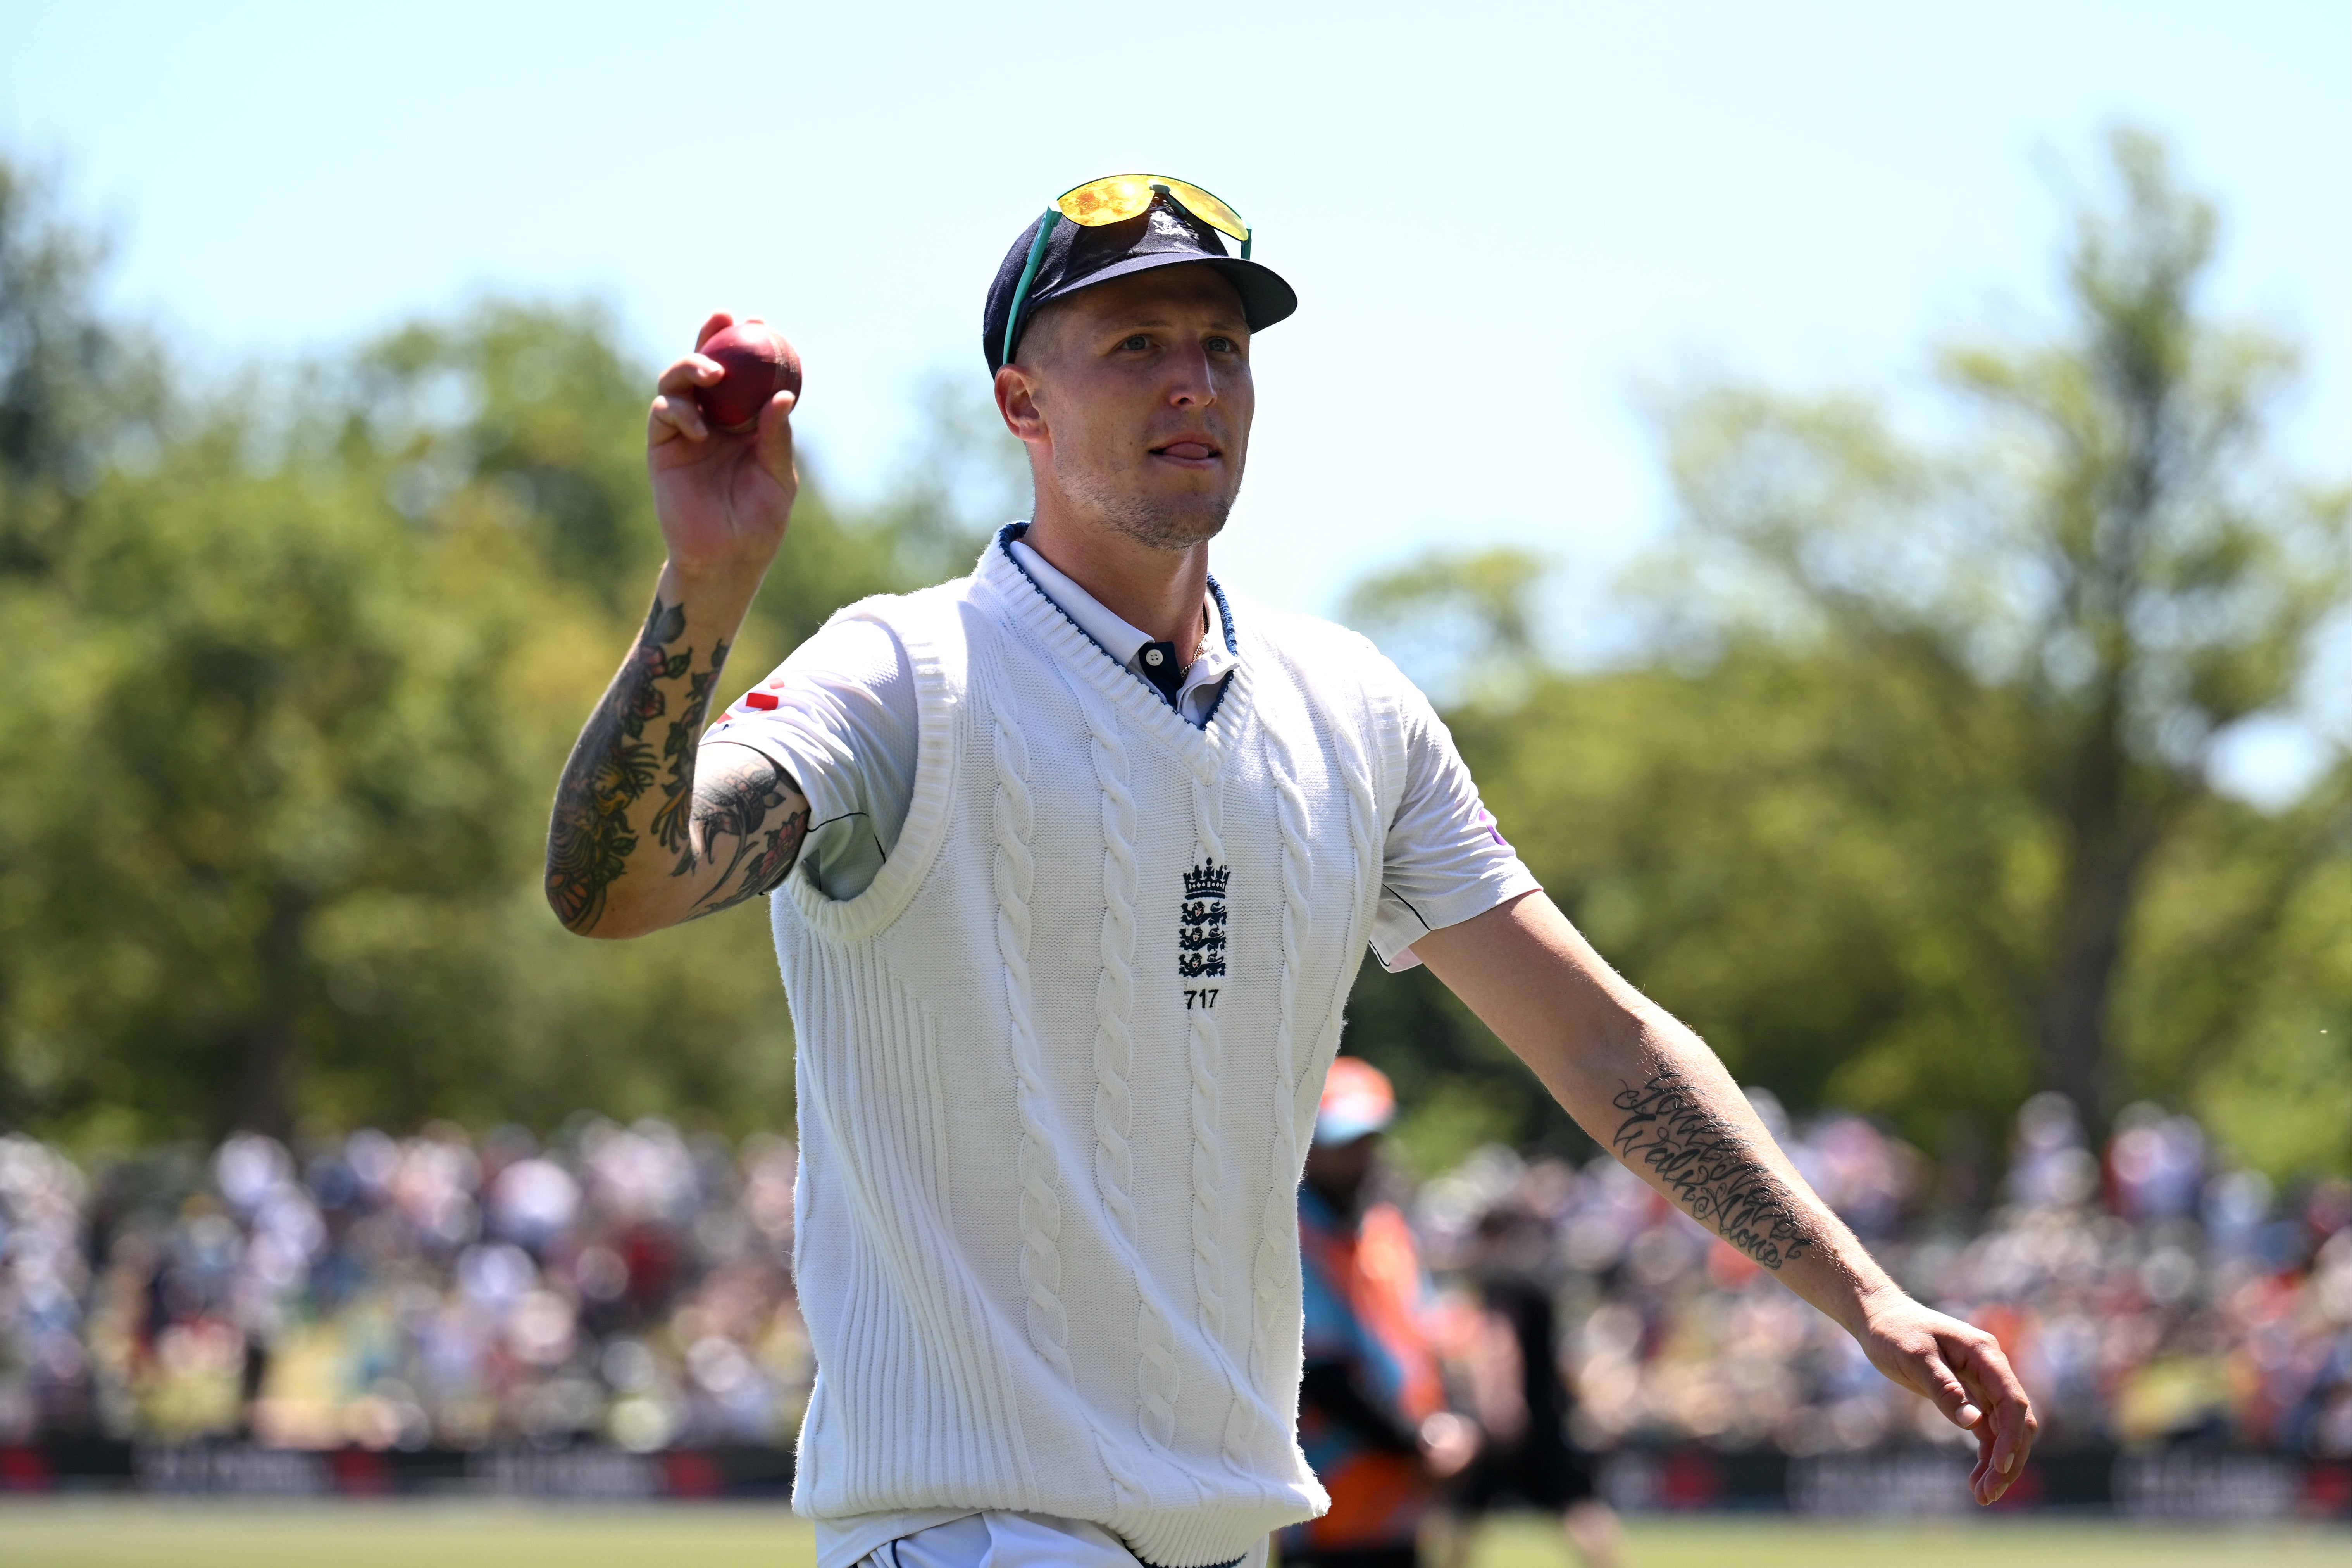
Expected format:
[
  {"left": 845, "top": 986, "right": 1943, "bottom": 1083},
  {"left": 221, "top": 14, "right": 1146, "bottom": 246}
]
[{"left": 1000, "top": 525, "right": 1239, "bottom": 715}]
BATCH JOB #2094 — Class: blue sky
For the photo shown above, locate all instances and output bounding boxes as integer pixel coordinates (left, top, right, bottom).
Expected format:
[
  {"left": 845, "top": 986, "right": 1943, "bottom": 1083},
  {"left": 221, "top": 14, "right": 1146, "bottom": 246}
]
[{"left": 5, "top": 3, "right": 2346, "bottom": 656}]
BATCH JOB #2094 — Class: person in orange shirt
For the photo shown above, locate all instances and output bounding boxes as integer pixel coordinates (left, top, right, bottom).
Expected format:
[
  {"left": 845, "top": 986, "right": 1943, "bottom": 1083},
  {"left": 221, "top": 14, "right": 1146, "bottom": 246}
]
[{"left": 1280, "top": 1060, "right": 1477, "bottom": 1568}]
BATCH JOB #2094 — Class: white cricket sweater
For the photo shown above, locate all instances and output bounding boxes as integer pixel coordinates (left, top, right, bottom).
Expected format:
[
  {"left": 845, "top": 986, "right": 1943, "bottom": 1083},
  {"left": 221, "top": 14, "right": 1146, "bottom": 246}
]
[{"left": 771, "top": 539, "right": 1412, "bottom": 1567}]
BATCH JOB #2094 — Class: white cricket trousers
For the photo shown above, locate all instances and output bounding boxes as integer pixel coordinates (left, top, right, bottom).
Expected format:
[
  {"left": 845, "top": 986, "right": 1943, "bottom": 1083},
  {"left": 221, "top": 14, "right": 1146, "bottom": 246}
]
[{"left": 858, "top": 1513, "right": 1269, "bottom": 1568}]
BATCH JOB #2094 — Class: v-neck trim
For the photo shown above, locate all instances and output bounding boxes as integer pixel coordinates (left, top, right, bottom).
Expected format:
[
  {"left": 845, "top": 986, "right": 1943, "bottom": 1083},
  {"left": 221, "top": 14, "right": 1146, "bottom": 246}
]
[{"left": 982, "top": 523, "right": 1250, "bottom": 777}]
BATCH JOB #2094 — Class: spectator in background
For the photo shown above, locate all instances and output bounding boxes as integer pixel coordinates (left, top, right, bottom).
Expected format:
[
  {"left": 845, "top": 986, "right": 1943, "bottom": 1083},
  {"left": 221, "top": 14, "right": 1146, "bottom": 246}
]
[
  {"left": 0, "top": 1119, "right": 815, "bottom": 1457},
  {"left": 0, "top": 1094, "right": 2341, "bottom": 1489},
  {"left": 1434, "top": 1242, "right": 1620, "bottom": 1568},
  {"left": 1283, "top": 1059, "right": 1476, "bottom": 1568}
]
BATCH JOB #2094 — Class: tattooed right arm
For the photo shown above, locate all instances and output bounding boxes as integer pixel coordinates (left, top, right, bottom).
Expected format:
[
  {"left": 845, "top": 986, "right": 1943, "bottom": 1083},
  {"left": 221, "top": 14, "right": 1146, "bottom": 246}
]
[
  {"left": 544, "top": 585, "right": 810, "bottom": 937},
  {"left": 546, "top": 593, "right": 695, "bottom": 934},
  {"left": 546, "top": 309, "right": 804, "bottom": 936},
  {"left": 679, "top": 747, "right": 812, "bottom": 920}
]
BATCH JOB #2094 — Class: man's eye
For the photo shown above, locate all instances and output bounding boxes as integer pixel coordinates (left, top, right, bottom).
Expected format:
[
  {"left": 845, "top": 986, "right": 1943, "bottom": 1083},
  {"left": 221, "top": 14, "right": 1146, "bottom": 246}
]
[
  {"left": 1122, "top": 334, "right": 1150, "bottom": 351},
  {"left": 1207, "top": 336, "right": 1237, "bottom": 353}
]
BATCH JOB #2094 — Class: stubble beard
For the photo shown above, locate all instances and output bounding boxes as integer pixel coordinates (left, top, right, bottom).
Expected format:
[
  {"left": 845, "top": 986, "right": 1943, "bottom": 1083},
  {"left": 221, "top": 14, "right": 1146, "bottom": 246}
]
[{"left": 1057, "top": 460, "right": 1240, "bottom": 554}]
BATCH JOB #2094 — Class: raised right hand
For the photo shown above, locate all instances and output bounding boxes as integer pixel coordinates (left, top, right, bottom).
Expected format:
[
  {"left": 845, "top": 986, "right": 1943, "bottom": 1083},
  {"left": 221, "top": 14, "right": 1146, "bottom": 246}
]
[{"left": 648, "top": 310, "right": 798, "bottom": 582}]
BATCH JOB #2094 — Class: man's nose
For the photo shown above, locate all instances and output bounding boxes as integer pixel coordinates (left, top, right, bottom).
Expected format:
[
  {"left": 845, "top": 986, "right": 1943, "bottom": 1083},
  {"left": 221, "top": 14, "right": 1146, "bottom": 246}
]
[{"left": 1165, "top": 343, "right": 1218, "bottom": 408}]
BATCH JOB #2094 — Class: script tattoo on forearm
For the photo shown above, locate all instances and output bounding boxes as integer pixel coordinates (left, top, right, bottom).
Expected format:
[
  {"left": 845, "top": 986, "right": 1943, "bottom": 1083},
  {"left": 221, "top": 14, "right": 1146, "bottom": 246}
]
[
  {"left": 679, "top": 752, "right": 810, "bottom": 918},
  {"left": 546, "top": 597, "right": 702, "bottom": 933},
  {"left": 1611, "top": 1068, "right": 1814, "bottom": 1270}
]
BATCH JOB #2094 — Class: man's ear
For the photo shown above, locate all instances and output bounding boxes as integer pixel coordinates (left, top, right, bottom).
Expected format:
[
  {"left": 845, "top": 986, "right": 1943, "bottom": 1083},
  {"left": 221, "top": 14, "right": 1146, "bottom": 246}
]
[{"left": 995, "top": 362, "right": 1049, "bottom": 448}]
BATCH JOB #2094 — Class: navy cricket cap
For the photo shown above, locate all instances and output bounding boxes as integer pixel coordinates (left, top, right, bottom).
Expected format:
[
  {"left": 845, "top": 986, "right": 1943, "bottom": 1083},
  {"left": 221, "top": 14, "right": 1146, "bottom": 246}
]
[{"left": 982, "top": 191, "right": 1298, "bottom": 374}]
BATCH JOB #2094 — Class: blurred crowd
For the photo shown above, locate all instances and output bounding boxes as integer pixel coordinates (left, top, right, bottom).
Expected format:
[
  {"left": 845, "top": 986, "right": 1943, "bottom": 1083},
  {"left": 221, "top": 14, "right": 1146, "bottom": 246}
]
[
  {"left": 1414, "top": 1092, "right": 2352, "bottom": 1459},
  {"left": 0, "top": 1093, "right": 2346, "bottom": 1458},
  {"left": 0, "top": 1118, "right": 810, "bottom": 1452}
]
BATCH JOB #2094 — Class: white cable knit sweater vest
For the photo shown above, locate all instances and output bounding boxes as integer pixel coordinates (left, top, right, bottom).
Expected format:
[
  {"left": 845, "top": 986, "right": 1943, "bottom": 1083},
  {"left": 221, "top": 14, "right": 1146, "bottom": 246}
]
[{"left": 771, "top": 538, "right": 1404, "bottom": 1568}]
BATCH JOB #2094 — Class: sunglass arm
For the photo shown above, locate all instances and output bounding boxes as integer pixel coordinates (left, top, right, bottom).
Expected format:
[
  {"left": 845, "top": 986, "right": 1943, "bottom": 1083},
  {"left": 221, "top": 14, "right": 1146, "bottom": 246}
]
[{"left": 1003, "top": 210, "right": 1062, "bottom": 368}]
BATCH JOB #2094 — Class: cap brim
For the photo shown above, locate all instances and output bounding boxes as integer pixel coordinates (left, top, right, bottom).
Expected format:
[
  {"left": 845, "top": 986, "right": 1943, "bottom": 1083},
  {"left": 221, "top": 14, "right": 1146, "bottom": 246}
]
[
  {"left": 1030, "top": 251, "right": 1298, "bottom": 336},
  {"left": 1314, "top": 1108, "right": 1392, "bottom": 1146}
]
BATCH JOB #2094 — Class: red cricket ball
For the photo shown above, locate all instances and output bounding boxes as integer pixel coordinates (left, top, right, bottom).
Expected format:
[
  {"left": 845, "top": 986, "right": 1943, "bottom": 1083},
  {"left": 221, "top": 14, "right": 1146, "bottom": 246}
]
[{"left": 695, "top": 319, "right": 803, "bottom": 435}]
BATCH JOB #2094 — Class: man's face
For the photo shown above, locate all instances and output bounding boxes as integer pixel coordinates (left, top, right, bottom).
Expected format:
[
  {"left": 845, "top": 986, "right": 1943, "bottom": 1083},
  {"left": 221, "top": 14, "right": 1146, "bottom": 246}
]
[
  {"left": 1303, "top": 1129, "right": 1380, "bottom": 1209},
  {"left": 996, "top": 264, "right": 1254, "bottom": 552}
]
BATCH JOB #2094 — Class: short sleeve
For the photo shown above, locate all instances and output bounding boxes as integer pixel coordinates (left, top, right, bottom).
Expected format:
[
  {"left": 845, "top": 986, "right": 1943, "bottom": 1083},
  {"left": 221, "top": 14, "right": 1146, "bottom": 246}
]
[
  {"left": 1367, "top": 665, "right": 1541, "bottom": 973},
  {"left": 700, "top": 615, "right": 920, "bottom": 902}
]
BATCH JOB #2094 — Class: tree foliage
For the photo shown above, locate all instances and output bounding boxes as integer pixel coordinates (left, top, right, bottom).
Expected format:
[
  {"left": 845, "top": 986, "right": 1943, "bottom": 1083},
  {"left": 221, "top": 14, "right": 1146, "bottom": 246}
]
[
  {"left": 0, "top": 136, "right": 2339, "bottom": 1191},
  {"left": 1347, "top": 132, "right": 2349, "bottom": 1183},
  {"left": 1342, "top": 544, "right": 1547, "bottom": 705},
  {"left": 0, "top": 174, "right": 926, "bottom": 1144}
]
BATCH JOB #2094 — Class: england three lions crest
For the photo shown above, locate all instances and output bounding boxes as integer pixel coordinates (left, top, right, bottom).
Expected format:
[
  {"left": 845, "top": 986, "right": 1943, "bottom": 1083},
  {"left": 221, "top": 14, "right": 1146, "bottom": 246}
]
[{"left": 1178, "top": 858, "right": 1229, "bottom": 979}]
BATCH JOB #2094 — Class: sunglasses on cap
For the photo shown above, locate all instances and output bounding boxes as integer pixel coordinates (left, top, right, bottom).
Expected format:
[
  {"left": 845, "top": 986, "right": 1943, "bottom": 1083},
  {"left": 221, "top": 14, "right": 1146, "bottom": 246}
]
[{"left": 1001, "top": 174, "right": 1253, "bottom": 368}]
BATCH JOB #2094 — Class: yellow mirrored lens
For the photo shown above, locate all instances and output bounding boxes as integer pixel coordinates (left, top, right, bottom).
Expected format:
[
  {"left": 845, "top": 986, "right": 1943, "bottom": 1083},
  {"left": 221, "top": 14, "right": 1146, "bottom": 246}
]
[
  {"left": 1058, "top": 176, "right": 1158, "bottom": 226},
  {"left": 1056, "top": 174, "right": 1249, "bottom": 243},
  {"left": 1156, "top": 179, "right": 1248, "bottom": 242}
]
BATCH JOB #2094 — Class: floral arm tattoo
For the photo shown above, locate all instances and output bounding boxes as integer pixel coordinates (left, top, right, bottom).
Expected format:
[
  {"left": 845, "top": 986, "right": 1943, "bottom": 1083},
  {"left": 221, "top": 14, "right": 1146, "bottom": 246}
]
[
  {"left": 678, "top": 748, "right": 811, "bottom": 919},
  {"left": 1611, "top": 1067, "right": 1816, "bottom": 1270},
  {"left": 546, "top": 595, "right": 744, "bottom": 933}
]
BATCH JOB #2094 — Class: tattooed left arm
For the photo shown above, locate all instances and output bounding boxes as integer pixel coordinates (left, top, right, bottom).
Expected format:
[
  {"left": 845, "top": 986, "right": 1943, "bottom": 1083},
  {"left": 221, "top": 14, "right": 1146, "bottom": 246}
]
[{"left": 1415, "top": 891, "right": 2039, "bottom": 1505}]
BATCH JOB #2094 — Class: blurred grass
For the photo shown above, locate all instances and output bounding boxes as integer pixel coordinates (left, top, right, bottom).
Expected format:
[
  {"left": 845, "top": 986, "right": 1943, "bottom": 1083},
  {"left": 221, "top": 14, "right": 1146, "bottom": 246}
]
[
  {"left": 0, "top": 1504, "right": 2344, "bottom": 1568},
  {"left": 1470, "top": 1515, "right": 2352, "bottom": 1567},
  {"left": 0, "top": 1503, "right": 813, "bottom": 1568}
]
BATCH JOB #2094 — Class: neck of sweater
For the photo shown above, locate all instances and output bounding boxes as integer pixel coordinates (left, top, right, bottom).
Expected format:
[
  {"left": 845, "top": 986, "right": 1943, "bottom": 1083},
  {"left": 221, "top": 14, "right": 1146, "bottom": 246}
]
[{"left": 1016, "top": 511, "right": 1212, "bottom": 650}]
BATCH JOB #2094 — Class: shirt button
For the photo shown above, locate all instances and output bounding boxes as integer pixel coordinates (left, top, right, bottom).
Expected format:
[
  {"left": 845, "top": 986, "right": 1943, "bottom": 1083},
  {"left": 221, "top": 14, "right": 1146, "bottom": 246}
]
[{"left": 1144, "top": 648, "right": 1164, "bottom": 666}]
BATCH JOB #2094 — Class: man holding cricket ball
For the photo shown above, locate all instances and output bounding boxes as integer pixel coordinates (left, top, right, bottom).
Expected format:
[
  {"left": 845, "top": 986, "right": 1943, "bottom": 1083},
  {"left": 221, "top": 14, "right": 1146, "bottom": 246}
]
[{"left": 546, "top": 175, "right": 2037, "bottom": 1567}]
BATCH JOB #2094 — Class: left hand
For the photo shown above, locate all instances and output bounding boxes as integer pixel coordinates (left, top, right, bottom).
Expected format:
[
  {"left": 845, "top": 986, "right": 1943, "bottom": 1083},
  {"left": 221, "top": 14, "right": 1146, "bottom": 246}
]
[{"left": 1852, "top": 1288, "right": 2038, "bottom": 1504}]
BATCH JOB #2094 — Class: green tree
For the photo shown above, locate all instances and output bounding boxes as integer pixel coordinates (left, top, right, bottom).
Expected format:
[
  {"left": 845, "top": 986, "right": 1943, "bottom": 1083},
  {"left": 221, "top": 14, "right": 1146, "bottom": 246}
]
[
  {"left": 1342, "top": 544, "right": 1546, "bottom": 705},
  {"left": 1655, "top": 130, "right": 2346, "bottom": 1134},
  {"left": 1348, "top": 131, "right": 2349, "bottom": 1178},
  {"left": 0, "top": 164, "right": 924, "bottom": 1143},
  {"left": 0, "top": 161, "right": 163, "bottom": 541}
]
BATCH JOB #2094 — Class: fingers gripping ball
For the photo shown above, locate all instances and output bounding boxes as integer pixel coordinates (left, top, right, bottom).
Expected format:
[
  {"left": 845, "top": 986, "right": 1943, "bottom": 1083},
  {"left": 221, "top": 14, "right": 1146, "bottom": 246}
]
[{"left": 696, "top": 320, "right": 803, "bottom": 435}]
